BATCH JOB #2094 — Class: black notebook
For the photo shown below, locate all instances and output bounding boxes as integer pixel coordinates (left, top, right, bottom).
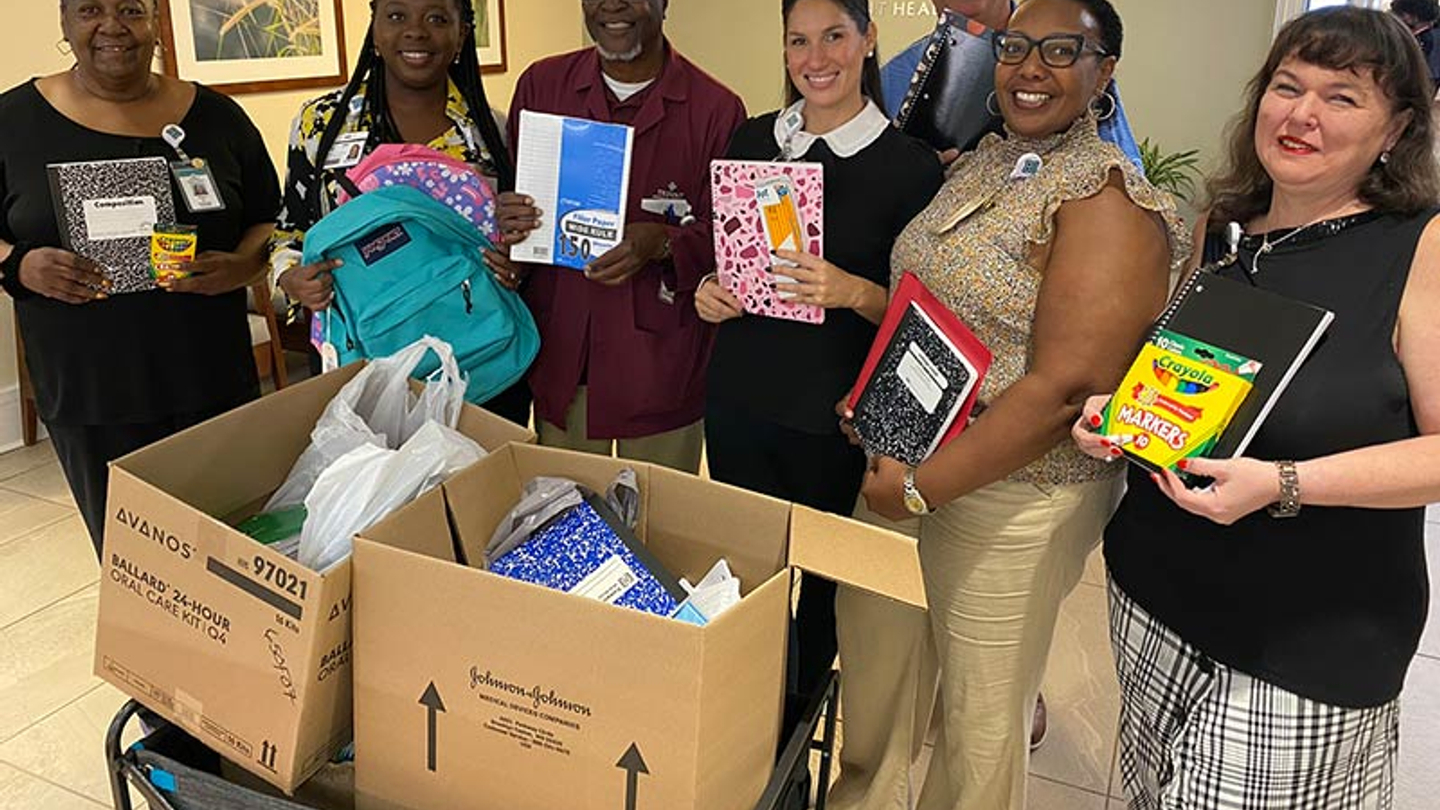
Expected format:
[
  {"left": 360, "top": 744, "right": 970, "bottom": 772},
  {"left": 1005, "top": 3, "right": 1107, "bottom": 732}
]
[
  {"left": 1156, "top": 269, "right": 1334, "bottom": 459},
  {"left": 894, "top": 11, "right": 999, "bottom": 153},
  {"left": 852, "top": 302, "right": 983, "bottom": 467},
  {"left": 47, "top": 156, "right": 174, "bottom": 295}
]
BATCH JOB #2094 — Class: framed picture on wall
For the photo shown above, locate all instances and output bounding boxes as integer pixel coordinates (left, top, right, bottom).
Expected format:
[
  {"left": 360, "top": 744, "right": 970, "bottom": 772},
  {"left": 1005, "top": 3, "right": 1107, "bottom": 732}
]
[
  {"left": 156, "top": 0, "right": 348, "bottom": 95},
  {"left": 475, "top": 0, "right": 507, "bottom": 73}
]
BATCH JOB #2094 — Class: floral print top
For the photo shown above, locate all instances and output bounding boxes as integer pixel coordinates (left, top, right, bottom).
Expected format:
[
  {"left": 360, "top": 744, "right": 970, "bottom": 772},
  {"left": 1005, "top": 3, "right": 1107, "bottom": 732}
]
[
  {"left": 891, "top": 114, "right": 1192, "bottom": 486},
  {"left": 268, "top": 78, "right": 503, "bottom": 271}
]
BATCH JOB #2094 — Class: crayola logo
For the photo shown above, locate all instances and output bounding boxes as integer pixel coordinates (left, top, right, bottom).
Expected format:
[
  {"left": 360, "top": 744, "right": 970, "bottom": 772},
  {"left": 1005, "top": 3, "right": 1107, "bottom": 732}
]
[{"left": 1151, "top": 356, "right": 1218, "bottom": 395}]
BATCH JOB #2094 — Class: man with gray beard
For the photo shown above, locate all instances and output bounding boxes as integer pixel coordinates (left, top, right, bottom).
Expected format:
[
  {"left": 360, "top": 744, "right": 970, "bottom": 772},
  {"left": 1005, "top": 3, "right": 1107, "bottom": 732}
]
[{"left": 492, "top": 0, "right": 746, "bottom": 474}]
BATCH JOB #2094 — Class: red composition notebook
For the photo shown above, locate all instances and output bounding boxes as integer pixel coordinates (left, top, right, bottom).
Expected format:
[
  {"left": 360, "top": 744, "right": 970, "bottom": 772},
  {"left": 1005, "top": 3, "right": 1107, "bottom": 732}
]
[{"left": 848, "top": 272, "right": 992, "bottom": 466}]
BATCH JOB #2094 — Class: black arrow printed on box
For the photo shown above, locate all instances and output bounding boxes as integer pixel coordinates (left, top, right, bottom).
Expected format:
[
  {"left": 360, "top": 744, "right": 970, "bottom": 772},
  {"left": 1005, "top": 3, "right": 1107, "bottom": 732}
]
[
  {"left": 617, "top": 743, "right": 648, "bottom": 810},
  {"left": 419, "top": 681, "right": 446, "bottom": 773}
]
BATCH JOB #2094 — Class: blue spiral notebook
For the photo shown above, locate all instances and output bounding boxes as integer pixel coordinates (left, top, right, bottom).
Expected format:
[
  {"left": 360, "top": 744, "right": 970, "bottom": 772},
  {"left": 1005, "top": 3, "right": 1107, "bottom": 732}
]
[
  {"left": 512, "top": 111, "right": 635, "bottom": 270},
  {"left": 488, "top": 492, "right": 693, "bottom": 620}
]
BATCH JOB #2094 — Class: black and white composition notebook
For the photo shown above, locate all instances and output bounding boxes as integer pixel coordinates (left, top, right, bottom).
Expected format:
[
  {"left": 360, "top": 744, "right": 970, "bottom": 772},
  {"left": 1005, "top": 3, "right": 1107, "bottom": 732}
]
[
  {"left": 47, "top": 156, "right": 174, "bottom": 294},
  {"left": 894, "top": 11, "right": 999, "bottom": 153},
  {"left": 1154, "top": 269, "right": 1334, "bottom": 459},
  {"left": 849, "top": 273, "right": 992, "bottom": 467}
]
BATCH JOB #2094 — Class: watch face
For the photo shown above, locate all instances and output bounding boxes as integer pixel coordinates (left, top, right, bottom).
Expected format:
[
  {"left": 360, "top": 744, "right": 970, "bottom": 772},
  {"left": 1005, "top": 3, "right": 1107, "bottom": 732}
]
[{"left": 903, "top": 484, "right": 928, "bottom": 515}]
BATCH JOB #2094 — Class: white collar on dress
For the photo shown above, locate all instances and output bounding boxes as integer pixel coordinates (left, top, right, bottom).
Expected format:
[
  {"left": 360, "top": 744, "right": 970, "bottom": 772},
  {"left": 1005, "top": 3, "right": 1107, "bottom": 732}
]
[{"left": 773, "top": 99, "right": 890, "bottom": 159}]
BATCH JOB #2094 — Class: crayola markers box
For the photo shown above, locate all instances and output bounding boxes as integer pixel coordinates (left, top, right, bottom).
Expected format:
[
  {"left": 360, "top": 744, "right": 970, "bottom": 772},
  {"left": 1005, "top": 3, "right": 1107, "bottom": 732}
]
[{"left": 1103, "top": 329, "right": 1261, "bottom": 472}]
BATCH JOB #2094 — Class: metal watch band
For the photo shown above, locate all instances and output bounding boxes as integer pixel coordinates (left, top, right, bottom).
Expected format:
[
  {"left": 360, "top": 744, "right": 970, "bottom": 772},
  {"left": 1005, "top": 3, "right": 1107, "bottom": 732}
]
[
  {"left": 903, "top": 468, "right": 932, "bottom": 516},
  {"left": 1267, "top": 459, "right": 1301, "bottom": 518}
]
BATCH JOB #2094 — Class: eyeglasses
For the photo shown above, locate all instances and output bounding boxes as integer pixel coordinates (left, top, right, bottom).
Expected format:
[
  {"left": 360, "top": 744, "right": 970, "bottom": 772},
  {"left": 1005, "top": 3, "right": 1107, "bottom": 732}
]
[{"left": 991, "top": 32, "right": 1107, "bottom": 68}]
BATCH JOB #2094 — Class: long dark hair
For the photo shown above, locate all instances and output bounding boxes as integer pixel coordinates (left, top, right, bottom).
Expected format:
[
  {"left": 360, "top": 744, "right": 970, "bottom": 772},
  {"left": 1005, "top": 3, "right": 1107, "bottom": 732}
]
[
  {"left": 1206, "top": 7, "right": 1440, "bottom": 227},
  {"left": 780, "top": 0, "right": 885, "bottom": 111},
  {"left": 309, "top": 0, "right": 513, "bottom": 224}
]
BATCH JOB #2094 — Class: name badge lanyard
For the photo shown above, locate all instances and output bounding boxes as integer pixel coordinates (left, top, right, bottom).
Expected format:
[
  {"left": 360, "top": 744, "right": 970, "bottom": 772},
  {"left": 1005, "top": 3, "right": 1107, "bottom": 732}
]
[
  {"left": 774, "top": 108, "right": 806, "bottom": 162},
  {"left": 162, "top": 124, "right": 226, "bottom": 214}
]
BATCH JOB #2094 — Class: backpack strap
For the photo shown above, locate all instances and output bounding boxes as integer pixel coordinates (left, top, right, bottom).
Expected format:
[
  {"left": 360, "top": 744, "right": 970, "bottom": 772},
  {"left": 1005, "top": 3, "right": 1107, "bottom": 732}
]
[{"left": 330, "top": 169, "right": 364, "bottom": 202}]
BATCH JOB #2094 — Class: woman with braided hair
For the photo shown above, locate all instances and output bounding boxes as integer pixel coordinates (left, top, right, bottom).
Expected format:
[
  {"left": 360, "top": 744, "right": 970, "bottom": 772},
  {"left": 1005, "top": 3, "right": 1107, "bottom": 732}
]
[{"left": 271, "top": 0, "right": 531, "bottom": 424}]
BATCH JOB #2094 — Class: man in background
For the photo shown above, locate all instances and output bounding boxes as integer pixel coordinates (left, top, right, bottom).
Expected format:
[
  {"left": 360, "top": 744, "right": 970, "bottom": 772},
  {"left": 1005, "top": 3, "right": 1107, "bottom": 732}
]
[{"left": 1392, "top": 0, "right": 1440, "bottom": 86}]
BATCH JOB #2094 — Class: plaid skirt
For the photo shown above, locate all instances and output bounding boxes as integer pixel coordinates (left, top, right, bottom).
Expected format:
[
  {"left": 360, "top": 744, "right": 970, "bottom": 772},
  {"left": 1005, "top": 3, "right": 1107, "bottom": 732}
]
[{"left": 1108, "top": 578, "right": 1399, "bottom": 810}]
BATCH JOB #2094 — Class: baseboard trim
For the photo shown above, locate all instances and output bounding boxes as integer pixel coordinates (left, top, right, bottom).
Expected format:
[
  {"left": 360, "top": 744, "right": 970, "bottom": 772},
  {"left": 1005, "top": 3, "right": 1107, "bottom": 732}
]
[{"left": 0, "top": 385, "right": 47, "bottom": 454}]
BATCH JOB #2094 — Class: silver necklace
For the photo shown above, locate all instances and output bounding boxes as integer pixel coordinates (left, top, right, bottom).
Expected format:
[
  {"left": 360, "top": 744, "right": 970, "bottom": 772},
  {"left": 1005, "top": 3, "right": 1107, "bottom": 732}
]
[{"left": 1249, "top": 222, "right": 1316, "bottom": 275}]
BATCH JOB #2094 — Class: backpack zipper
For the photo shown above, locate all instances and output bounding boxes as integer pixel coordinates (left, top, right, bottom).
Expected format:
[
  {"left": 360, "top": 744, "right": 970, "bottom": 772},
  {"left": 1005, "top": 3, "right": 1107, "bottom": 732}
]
[{"left": 461, "top": 278, "right": 473, "bottom": 314}]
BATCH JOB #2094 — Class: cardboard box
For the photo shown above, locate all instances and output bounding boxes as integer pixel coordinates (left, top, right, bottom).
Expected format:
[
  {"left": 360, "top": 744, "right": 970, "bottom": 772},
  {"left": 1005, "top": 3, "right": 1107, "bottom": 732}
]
[
  {"left": 351, "top": 444, "right": 925, "bottom": 810},
  {"left": 94, "top": 364, "right": 535, "bottom": 793}
]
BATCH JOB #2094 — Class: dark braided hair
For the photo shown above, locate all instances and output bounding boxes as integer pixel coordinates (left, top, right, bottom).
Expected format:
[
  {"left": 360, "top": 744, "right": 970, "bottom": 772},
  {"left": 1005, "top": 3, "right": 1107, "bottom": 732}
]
[{"left": 308, "top": 0, "right": 513, "bottom": 225}]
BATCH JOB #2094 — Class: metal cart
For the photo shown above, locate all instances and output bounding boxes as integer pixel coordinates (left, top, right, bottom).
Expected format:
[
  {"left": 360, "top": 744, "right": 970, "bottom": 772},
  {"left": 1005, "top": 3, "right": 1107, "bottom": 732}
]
[{"left": 108, "top": 673, "right": 839, "bottom": 810}]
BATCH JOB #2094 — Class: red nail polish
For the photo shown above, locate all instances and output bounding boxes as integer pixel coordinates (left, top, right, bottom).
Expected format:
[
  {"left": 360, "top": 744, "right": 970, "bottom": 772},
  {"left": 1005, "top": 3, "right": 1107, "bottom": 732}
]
[
  {"left": 1089, "top": 414, "right": 1102, "bottom": 428},
  {"left": 1110, "top": 447, "right": 1122, "bottom": 457},
  {"left": 1150, "top": 473, "right": 1161, "bottom": 484},
  {"left": 1100, "top": 438, "right": 1112, "bottom": 449},
  {"left": 1176, "top": 459, "right": 1189, "bottom": 471}
]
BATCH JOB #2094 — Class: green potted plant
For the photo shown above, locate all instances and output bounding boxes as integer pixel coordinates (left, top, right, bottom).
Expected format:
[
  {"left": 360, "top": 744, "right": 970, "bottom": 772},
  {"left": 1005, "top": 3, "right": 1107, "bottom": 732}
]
[{"left": 1138, "top": 138, "right": 1203, "bottom": 203}]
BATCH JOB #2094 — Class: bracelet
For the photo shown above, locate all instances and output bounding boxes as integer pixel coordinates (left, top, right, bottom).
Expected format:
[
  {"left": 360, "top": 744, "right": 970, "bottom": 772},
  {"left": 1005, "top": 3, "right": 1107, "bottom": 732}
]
[
  {"left": 0, "top": 242, "right": 35, "bottom": 299},
  {"left": 1267, "top": 459, "right": 1301, "bottom": 518}
]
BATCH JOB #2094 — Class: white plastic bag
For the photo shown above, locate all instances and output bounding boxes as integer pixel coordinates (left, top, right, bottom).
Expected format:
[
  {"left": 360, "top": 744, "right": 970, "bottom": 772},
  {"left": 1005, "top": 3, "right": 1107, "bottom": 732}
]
[
  {"left": 266, "top": 336, "right": 467, "bottom": 512},
  {"left": 297, "top": 420, "right": 486, "bottom": 571}
]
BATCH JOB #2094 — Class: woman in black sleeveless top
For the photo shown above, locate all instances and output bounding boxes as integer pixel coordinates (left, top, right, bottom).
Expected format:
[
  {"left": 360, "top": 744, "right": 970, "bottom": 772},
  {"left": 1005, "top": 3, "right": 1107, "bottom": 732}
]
[{"left": 1071, "top": 9, "right": 1440, "bottom": 809}]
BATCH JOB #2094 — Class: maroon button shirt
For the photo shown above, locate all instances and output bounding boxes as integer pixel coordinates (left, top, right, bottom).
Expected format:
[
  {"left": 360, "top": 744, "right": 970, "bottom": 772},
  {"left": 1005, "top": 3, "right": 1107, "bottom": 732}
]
[{"left": 508, "top": 44, "right": 746, "bottom": 439}]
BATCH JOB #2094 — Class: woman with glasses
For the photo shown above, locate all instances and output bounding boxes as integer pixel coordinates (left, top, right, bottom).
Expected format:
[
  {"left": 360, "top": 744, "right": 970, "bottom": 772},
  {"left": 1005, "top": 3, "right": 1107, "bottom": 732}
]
[
  {"left": 830, "top": 1, "right": 1189, "bottom": 809},
  {"left": 1073, "top": 9, "right": 1439, "bottom": 808}
]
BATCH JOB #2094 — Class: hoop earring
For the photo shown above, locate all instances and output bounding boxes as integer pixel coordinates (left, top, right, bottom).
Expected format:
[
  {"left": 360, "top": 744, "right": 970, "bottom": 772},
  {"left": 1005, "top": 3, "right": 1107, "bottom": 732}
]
[
  {"left": 56, "top": 38, "right": 71, "bottom": 56},
  {"left": 1090, "top": 91, "right": 1117, "bottom": 122},
  {"left": 985, "top": 91, "right": 1001, "bottom": 117}
]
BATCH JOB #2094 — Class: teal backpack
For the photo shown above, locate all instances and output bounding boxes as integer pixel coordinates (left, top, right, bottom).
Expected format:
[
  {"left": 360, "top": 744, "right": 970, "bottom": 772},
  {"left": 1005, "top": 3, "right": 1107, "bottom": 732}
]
[{"left": 302, "top": 184, "right": 538, "bottom": 404}]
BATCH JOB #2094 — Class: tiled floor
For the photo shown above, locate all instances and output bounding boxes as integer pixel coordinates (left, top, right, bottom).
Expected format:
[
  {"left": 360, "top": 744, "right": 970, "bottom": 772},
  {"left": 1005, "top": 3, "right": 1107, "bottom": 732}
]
[{"left": 0, "top": 439, "right": 1435, "bottom": 809}]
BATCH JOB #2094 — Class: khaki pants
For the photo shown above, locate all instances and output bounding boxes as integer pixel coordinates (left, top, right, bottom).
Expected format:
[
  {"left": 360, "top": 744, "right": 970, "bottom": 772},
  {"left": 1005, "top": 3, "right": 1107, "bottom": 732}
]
[
  {"left": 830, "top": 477, "right": 1121, "bottom": 810},
  {"left": 537, "top": 386, "right": 704, "bottom": 474}
]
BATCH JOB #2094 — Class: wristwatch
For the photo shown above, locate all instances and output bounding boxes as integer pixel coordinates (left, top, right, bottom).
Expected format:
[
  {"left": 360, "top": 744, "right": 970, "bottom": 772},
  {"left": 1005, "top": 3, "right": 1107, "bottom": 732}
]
[
  {"left": 902, "top": 468, "right": 933, "bottom": 516},
  {"left": 1267, "top": 459, "right": 1301, "bottom": 518}
]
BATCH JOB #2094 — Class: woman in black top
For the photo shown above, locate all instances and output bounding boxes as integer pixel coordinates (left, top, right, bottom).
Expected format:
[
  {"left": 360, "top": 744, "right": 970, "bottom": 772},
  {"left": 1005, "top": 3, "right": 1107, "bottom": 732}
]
[
  {"left": 695, "top": 0, "right": 942, "bottom": 717},
  {"left": 1073, "top": 9, "right": 1440, "bottom": 808},
  {"left": 0, "top": 0, "right": 279, "bottom": 556}
]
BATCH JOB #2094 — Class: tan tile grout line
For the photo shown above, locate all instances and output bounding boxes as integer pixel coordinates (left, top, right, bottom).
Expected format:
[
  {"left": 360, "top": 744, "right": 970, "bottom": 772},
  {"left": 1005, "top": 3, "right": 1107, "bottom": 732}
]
[
  {"left": 1029, "top": 771, "right": 1112, "bottom": 801},
  {"left": 0, "top": 578, "right": 99, "bottom": 634},
  {"left": 0, "top": 452, "right": 57, "bottom": 486},
  {"left": 0, "top": 680, "right": 108, "bottom": 748},
  {"left": 0, "top": 509, "right": 80, "bottom": 550},
  {"left": 0, "top": 757, "right": 111, "bottom": 809},
  {"left": 0, "top": 483, "right": 78, "bottom": 510}
]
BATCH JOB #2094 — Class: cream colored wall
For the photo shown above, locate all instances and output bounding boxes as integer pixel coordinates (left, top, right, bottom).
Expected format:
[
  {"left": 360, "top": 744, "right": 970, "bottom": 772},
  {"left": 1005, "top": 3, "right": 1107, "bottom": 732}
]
[
  {"left": 667, "top": 0, "right": 1276, "bottom": 175},
  {"left": 0, "top": 0, "right": 582, "bottom": 397}
]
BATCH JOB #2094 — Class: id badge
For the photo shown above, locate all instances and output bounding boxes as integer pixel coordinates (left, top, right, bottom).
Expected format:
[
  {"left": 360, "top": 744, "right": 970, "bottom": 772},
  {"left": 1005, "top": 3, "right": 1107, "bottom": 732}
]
[
  {"left": 170, "top": 160, "right": 226, "bottom": 213},
  {"left": 323, "top": 131, "right": 370, "bottom": 170}
]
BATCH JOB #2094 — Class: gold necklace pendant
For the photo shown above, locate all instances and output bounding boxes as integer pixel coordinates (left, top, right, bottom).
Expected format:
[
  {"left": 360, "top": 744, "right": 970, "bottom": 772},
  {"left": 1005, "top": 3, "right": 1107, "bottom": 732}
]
[{"left": 934, "top": 184, "right": 1001, "bottom": 235}]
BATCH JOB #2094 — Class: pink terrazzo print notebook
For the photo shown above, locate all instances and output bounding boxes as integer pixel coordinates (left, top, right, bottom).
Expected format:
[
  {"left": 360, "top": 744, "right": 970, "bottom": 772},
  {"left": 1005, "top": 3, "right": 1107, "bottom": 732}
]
[{"left": 710, "top": 159, "right": 825, "bottom": 324}]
